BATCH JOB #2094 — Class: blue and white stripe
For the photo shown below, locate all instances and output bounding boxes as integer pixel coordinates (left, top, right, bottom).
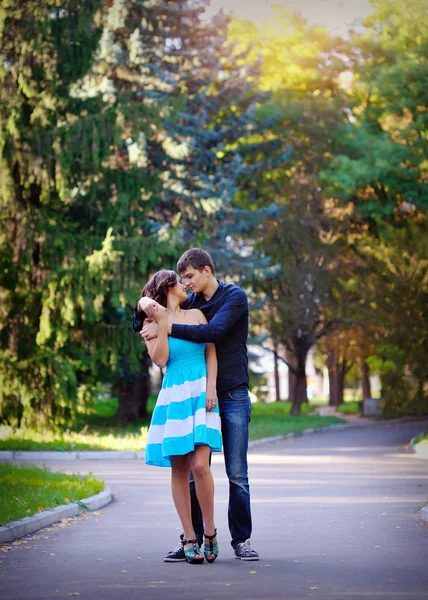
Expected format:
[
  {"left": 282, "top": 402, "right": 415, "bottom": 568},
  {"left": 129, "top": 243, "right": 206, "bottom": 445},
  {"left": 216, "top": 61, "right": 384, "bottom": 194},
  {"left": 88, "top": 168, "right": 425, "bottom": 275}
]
[{"left": 145, "top": 338, "right": 222, "bottom": 467}]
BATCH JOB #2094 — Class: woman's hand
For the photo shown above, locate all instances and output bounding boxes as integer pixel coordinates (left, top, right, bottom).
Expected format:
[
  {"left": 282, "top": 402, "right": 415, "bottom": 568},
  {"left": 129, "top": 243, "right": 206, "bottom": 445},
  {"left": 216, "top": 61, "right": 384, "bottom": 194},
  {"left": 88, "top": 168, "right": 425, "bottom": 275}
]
[
  {"left": 138, "top": 298, "right": 167, "bottom": 321},
  {"left": 137, "top": 297, "right": 152, "bottom": 313},
  {"left": 206, "top": 386, "right": 217, "bottom": 412},
  {"left": 148, "top": 302, "right": 168, "bottom": 324}
]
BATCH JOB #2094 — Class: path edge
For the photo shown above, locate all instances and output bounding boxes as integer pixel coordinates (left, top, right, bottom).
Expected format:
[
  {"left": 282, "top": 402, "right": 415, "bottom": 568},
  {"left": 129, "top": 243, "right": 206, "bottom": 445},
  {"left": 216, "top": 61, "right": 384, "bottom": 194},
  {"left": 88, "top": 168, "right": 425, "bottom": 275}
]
[
  {"left": 0, "top": 417, "right": 427, "bottom": 461},
  {"left": 419, "top": 505, "right": 428, "bottom": 523},
  {"left": 409, "top": 434, "right": 428, "bottom": 524},
  {"left": 0, "top": 486, "right": 113, "bottom": 544},
  {"left": 409, "top": 435, "right": 428, "bottom": 459}
]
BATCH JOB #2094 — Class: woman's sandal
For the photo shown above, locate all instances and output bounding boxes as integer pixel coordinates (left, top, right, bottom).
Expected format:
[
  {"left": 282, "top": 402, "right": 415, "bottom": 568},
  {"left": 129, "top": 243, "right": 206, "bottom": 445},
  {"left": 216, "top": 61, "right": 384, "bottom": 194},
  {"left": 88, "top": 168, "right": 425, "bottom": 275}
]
[
  {"left": 182, "top": 539, "right": 204, "bottom": 565},
  {"left": 204, "top": 529, "right": 219, "bottom": 563}
]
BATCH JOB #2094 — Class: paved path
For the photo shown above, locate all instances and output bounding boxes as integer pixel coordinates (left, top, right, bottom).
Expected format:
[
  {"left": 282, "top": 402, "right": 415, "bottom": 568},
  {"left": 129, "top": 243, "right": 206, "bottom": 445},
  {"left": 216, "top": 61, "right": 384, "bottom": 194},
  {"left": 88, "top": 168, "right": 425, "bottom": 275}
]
[{"left": 2, "top": 420, "right": 428, "bottom": 600}]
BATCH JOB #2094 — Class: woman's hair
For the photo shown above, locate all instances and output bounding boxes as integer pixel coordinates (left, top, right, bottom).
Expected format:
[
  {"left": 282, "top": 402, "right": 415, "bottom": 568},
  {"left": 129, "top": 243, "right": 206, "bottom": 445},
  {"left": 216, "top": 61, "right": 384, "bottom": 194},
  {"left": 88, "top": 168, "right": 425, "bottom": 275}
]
[
  {"left": 177, "top": 248, "right": 215, "bottom": 275},
  {"left": 142, "top": 270, "right": 178, "bottom": 308}
]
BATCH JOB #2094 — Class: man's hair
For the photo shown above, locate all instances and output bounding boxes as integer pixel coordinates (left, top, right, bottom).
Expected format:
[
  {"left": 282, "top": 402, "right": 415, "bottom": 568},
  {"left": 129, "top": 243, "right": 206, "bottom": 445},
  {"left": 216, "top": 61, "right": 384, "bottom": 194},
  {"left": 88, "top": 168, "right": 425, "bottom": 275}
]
[{"left": 177, "top": 248, "right": 216, "bottom": 275}]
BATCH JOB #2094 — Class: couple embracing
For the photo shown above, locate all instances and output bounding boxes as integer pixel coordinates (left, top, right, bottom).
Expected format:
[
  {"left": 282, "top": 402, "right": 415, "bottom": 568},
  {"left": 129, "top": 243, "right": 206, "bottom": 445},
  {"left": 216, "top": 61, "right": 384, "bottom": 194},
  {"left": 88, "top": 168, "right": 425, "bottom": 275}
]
[{"left": 133, "top": 248, "right": 259, "bottom": 565}]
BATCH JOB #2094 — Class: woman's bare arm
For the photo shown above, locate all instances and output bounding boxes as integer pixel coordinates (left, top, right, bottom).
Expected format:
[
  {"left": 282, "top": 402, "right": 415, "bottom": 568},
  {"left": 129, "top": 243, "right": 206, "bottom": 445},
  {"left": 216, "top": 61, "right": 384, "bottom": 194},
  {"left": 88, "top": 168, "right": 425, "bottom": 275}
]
[
  {"left": 143, "top": 306, "right": 169, "bottom": 368},
  {"left": 205, "top": 342, "right": 218, "bottom": 411}
]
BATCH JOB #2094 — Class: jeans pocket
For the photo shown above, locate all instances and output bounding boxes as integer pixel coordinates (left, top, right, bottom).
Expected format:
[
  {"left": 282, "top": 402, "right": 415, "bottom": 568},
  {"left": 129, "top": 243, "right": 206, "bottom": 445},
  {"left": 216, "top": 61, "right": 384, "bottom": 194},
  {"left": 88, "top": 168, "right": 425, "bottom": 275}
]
[{"left": 228, "top": 386, "right": 250, "bottom": 401}]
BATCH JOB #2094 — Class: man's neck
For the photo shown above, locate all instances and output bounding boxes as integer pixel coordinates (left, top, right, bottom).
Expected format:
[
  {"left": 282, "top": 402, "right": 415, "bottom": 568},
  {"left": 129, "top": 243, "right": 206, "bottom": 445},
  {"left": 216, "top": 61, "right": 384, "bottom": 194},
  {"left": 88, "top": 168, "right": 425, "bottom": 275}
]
[{"left": 201, "top": 278, "right": 219, "bottom": 302}]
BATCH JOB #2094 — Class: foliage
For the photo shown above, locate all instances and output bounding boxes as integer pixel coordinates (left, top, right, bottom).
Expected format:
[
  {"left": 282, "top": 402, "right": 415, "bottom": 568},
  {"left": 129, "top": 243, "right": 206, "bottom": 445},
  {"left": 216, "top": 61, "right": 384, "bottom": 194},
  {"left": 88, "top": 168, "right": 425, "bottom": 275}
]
[
  {"left": 0, "top": 0, "right": 278, "bottom": 425},
  {"left": 1, "top": 0, "right": 427, "bottom": 424},
  {"left": 336, "top": 401, "right": 361, "bottom": 415},
  {"left": 228, "top": 8, "right": 352, "bottom": 414},
  {"left": 320, "top": 0, "right": 428, "bottom": 218}
]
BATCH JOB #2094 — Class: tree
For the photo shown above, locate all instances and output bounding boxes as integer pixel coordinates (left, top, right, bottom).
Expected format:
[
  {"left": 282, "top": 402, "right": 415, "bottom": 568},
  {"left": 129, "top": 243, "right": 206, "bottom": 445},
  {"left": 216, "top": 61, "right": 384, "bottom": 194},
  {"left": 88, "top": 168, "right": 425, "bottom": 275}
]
[
  {"left": 226, "top": 8, "right": 351, "bottom": 414},
  {"left": 320, "top": 0, "right": 428, "bottom": 218},
  {"left": 0, "top": 0, "right": 284, "bottom": 425},
  {"left": 354, "top": 221, "right": 428, "bottom": 415},
  {"left": 1, "top": 0, "right": 109, "bottom": 425},
  {"left": 317, "top": 0, "right": 428, "bottom": 414}
]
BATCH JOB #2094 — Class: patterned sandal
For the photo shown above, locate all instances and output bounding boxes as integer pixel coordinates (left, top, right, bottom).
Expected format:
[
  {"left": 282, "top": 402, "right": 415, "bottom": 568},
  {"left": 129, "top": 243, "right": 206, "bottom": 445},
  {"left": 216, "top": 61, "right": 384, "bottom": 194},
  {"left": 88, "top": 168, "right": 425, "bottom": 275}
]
[
  {"left": 182, "top": 538, "right": 204, "bottom": 565},
  {"left": 204, "top": 529, "right": 218, "bottom": 563}
]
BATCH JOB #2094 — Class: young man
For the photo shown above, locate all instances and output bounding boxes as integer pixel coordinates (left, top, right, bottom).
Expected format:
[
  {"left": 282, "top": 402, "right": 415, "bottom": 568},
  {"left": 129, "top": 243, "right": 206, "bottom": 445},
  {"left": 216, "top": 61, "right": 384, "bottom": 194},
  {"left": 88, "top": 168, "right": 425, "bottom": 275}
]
[{"left": 133, "top": 248, "right": 259, "bottom": 561}]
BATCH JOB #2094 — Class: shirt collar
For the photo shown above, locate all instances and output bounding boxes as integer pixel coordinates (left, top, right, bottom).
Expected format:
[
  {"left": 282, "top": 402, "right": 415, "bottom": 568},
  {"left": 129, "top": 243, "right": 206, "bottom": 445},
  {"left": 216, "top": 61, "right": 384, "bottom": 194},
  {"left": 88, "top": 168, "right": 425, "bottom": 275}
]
[{"left": 197, "top": 279, "right": 224, "bottom": 304}]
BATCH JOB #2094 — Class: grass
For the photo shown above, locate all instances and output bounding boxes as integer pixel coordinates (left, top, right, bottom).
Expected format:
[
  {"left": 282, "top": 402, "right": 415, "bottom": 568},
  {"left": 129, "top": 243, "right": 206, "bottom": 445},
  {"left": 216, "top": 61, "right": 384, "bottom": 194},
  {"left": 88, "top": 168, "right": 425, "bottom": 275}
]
[
  {"left": 0, "top": 396, "right": 149, "bottom": 452},
  {"left": 336, "top": 400, "right": 362, "bottom": 415},
  {"left": 413, "top": 432, "right": 428, "bottom": 445},
  {"left": 0, "top": 462, "right": 104, "bottom": 526},
  {"left": 0, "top": 424, "right": 148, "bottom": 452},
  {"left": 0, "top": 395, "right": 347, "bottom": 452},
  {"left": 249, "top": 401, "right": 344, "bottom": 440}
]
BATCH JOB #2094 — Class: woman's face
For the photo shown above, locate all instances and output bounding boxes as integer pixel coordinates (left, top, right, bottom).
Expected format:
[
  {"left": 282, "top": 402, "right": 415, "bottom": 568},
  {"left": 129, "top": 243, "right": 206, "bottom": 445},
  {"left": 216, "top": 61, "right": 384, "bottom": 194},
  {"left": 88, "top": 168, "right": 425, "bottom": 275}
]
[{"left": 168, "top": 276, "right": 188, "bottom": 302}]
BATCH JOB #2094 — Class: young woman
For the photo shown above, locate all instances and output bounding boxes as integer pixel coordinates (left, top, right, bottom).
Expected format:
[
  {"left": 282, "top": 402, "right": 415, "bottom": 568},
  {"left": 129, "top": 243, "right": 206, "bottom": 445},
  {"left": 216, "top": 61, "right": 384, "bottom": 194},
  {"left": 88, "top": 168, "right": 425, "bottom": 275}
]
[{"left": 143, "top": 270, "right": 221, "bottom": 564}]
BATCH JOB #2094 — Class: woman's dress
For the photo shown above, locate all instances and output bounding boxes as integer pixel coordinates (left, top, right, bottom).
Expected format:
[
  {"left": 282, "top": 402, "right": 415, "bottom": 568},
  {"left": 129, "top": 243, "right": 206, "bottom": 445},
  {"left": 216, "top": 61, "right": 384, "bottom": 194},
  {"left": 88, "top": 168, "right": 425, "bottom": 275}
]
[{"left": 145, "top": 337, "right": 222, "bottom": 467}]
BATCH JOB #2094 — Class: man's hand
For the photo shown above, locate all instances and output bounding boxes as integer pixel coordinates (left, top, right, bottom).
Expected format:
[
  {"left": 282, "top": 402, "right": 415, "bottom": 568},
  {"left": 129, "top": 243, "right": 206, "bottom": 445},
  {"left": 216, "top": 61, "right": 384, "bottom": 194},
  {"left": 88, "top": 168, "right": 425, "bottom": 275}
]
[{"left": 141, "top": 320, "right": 159, "bottom": 342}]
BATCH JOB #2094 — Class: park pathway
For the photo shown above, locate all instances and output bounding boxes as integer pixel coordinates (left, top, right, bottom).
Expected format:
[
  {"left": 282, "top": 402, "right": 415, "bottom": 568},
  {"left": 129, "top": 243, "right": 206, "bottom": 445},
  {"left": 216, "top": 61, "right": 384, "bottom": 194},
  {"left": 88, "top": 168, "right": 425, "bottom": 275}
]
[{"left": 2, "top": 420, "right": 428, "bottom": 600}]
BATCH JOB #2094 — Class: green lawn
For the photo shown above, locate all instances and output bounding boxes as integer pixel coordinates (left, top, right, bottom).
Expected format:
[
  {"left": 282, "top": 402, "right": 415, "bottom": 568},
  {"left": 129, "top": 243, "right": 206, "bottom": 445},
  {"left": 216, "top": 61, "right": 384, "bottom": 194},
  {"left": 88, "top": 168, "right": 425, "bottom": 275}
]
[
  {"left": 0, "top": 462, "right": 104, "bottom": 526},
  {"left": 249, "top": 401, "right": 344, "bottom": 439},
  {"left": 0, "top": 396, "right": 346, "bottom": 452},
  {"left": 414, "top": 432, "right": 428, "bottom": 445},
  {"left": 0, "top": 424, "right": 148, "bottom": 452},
  {"left": 336, "top": 400, "right": 362, "bottom": 415}
]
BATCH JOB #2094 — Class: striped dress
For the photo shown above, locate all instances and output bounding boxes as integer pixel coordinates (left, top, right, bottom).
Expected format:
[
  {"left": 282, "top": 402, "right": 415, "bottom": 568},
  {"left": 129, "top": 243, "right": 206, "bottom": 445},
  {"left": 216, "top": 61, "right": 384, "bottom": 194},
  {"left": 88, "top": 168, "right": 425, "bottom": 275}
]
[{"left": 145, "top": 337, "right": 222, "bottom": 467}]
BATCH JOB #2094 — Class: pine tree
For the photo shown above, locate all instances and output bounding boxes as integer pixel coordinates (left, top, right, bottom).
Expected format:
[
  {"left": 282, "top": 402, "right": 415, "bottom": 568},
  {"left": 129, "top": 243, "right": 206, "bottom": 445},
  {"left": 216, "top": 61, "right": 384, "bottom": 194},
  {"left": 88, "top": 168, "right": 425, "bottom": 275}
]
[{"left": 0, "top": 0, "right": 283, "bottom": 425}]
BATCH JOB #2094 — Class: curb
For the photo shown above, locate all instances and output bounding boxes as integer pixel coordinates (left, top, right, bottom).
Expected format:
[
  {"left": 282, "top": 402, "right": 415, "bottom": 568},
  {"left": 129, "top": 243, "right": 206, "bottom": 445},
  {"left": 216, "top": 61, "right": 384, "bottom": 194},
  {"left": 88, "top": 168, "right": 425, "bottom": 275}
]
[
  {"left": 0, "top": 487, "right": 113, "bottom": 544},
  {"left": 410, "top": 436, "right": 428, "bottom": 459},
  {"left": 247, "top": 416, "right": 428, "bottom": 450},
  {"left": 420, "top": 505, "right": 428, "bottom": 523},
  {"left": 1, "top": 417, "right": 427, "bottom": 461}
]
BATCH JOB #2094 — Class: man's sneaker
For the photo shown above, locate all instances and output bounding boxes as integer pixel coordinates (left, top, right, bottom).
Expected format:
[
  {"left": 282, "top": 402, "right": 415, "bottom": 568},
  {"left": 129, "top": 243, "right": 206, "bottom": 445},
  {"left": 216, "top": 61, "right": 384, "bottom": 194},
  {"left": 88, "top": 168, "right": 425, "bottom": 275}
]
[
  {"left": 163, "top": 535, "right": 203, "bottom": 562},
  {"left": 234, "top": 539, "right": 259, "bottom": 561},
  {"left": 163, "top": 541, "right": 185, "bottom": 562}
]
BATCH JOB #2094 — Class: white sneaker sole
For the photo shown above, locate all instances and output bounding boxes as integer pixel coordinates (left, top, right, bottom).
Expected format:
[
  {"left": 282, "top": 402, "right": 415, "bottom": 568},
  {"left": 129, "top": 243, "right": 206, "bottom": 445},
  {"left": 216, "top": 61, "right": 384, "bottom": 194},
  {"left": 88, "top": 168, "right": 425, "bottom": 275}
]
[{"left": 163, "top": 557, "right": 186, "bottom": 562}]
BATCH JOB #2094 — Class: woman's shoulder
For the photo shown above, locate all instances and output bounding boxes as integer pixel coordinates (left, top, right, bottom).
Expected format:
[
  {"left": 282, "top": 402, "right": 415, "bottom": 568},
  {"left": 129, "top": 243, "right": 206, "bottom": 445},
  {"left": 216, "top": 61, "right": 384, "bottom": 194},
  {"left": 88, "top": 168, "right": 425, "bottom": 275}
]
[{"left": 185, "top": 308, "right": 207, "bottom": 324}]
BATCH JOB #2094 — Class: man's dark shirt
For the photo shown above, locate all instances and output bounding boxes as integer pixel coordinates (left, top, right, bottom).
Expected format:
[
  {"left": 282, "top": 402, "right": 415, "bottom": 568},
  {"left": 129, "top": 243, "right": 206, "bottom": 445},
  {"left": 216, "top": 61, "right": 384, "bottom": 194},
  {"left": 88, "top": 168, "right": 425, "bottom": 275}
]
[{"left": 133, "top": 281, "right": 249, "bottom": 393}]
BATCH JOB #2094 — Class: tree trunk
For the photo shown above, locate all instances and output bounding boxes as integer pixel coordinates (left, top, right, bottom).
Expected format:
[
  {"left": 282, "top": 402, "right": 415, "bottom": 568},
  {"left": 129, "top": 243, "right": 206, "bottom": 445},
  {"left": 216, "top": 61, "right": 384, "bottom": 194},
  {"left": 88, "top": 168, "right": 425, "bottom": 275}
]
[
  {"left": 288, "top": 369, "right": 296, "bottom": 402},
  {"left": 290, "top": 365, "right": 307, "bottom": 415},
  {"left": 290, "top": 344, "right": 308, "bottom": 415},
  {"left": 327, "top": 349, "right": 339, "bottom": 406},
  {"left": 360, "top": 358, "right": 371, "bottom": 399},
  {"left": 273, "top": 345, "right": 281, "bottom": 402},
  {"left": 337, "top": 359, "right": 346, "bottom": 405},
  {"left": 115, "top": 353, "right": 151, "bottom": 423},
  {"left": 327, "top": 348, "right": 347, "bottom": 407}
]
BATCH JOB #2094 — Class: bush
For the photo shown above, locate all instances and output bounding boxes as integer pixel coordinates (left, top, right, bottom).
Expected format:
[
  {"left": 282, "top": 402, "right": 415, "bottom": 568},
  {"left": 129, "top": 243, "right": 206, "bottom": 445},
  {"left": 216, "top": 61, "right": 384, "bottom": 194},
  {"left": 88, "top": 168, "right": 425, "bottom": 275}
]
[{"left": 337, "top": 401, "right": 362, "bottom": 415}]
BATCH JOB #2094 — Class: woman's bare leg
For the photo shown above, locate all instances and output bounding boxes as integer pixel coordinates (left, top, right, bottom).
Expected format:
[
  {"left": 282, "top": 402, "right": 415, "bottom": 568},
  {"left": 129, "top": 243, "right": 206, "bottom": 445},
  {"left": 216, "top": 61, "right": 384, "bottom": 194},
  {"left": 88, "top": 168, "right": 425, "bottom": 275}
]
[
  {"left": 190, "top": 445, "right": 215, "bottom": 536},
  {"left": 170, "top": 454, "right": 195, "bottom": 542}
]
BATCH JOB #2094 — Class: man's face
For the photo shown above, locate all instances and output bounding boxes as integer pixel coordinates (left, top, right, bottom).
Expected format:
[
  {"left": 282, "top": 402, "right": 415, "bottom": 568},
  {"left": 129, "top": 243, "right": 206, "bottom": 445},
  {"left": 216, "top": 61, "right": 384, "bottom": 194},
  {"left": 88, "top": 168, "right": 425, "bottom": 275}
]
[{"left": 181, "top": 266, "right": 209, "bottom": 294}]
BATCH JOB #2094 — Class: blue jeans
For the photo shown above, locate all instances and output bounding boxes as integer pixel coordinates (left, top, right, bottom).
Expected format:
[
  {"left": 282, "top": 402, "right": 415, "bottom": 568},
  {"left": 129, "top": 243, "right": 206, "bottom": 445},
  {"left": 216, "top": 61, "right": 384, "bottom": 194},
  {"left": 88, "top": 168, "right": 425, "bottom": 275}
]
[{"left": 190, "top": 385, "right": 252, "bottom": 547}]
